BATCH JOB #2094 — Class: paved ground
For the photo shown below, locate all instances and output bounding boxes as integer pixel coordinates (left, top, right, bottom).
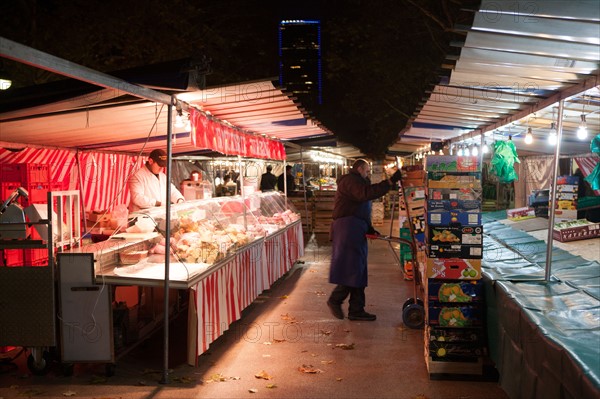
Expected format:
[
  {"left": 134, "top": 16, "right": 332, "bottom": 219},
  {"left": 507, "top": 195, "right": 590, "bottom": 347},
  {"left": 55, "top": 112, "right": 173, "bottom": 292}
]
[{"left": 0, "top": 227, "right": 510, "bottom": 399}]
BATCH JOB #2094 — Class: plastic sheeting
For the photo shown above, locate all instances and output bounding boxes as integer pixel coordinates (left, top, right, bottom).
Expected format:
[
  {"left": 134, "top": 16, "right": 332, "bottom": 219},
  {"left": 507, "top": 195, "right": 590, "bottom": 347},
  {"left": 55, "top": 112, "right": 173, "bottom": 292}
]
[{"left": 481, "top": 214, "right": 600, "bottom": 397}]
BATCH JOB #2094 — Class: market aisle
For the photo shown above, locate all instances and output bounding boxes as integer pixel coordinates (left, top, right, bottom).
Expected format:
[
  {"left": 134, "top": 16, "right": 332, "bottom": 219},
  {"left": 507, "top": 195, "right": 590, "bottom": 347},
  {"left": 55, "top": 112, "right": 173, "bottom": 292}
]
[{"left": 0, "top": 223, "right": 509, "bottom": 399}]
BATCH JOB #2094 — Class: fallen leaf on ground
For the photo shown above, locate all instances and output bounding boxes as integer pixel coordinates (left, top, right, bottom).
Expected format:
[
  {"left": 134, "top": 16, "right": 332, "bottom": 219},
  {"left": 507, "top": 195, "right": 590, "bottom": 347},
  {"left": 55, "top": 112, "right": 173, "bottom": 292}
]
[
  {"left": 344, "top": 329, "right": 351, "bottom": 333},
  {"left": 335, "top": 343, "right": 355, "bottom": 350},
  {"left": 336, "top": 377, "right": 343, "bottom": 381},
  {"left": 320, "top": 360, "right": 335, "bottom": 364},
  {"left": 301, "top": 349, "right": 309, "bottom": 352},
  {"left": 89, "top": 375, "right": 107, "bottom": 384},
  {"left": 320, "top": 329, "right": 332, "bottom": 335},
  {"left": 311, "top": 353, "right": 318, "bottom": 357},
  {"left": 279, "top": 295, "right": 289, "bottom": 299},
  {"left": 255, "top": 370, "right": 273, "bottom": 380},
  {"left": 172, "top": 376, "right": 195, "bottom": 384},
  {"left": 273, "top": 338, "right": 286, "bottom": 343},
  {"left": 263, "top": 341, "right": 272, "bottom": 345},
  {"left": 208, "top": 373, "right": 229, "bottom": 382},
  {"left": 280, "top": 313, "right": 297, "bottom": 323},
  {"left": 266, "top": 383, "right": 277, "bottom": 389},
  {"left": 262, "top": 354, "right": 271, "bottom": 358},
  {"left": 314, "top": 291, "right": 326, "bottom": 296},
  {"left": 298, "top": 364, "right": 323, "bottom": 374},
  {"left": 249, "top": 388, "right": 258, "bottom": 393},
  {"left": 62, "top": 391, "right": 77, "bottom": 397},
  {"left": 231, "top": 376, "right": 241, "bottom": 380}
]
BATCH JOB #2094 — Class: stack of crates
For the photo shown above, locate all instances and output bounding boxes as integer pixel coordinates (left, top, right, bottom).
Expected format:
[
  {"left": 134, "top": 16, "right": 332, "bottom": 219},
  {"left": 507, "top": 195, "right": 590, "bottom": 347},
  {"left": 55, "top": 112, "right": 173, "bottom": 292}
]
[
  {"left": 423, "top": 155, "right": 487, "bottom": 378},
  {"left": 398, "top": 166, "right": 426, "bottom": 279},
  {"left": 0, "top": 162, "right": 52, "bottom": 266}
]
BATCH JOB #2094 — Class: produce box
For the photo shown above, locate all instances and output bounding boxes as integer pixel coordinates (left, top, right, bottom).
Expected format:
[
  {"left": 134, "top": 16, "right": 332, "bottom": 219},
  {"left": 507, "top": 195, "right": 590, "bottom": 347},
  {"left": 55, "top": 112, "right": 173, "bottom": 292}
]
[
  {"left": 427, "top": 225, "right": 483, "bottom": 245},
  {"left": 556, "top": 184, "right": 578, "bottom": 193},
  {"left": 506, "top": 207, "right": 535, "bottom": 220},
  {"left": 427, "top": 199, "right": 481, "bottom": 212},
  {"left": 425, "top": 156, "right": 481, "bottom": 172},
  {"left": 427, "top": 244, "right": 483, "bottom": 259},
  {"left": 427, "top": 173, "right": 482, "bottom": 189},
  {"left": 428, "top": 326, "right": 485, "bottom": 343},
  {"left": 427, "top": 340, "right": 486, "bottom": 362},
  {"left": 427, "top": 210, "right": 482, "bottom": 226},
  {"left": 557, "top": 175, "right": 579, "bottom": 185},
  {"left": 403, "top": 186, "right": 426, "bottom": 202},
  {"left": 428, "top": 188, "right": 481, "bottom": 201},
  {"left": 427, "top": 279, "right": 484, "bottom": 303},
  {"left": 553, "top": 219, "right": 600, "bottom": 242},
  {"left": 554, "top": 209, "right": 577, "bottom": 222},
  {"left": 427, "top": 305, "right": 483, "bottom": 328},
  {"left": 425, "top": 257, "right": 482, "bottom": 279}
]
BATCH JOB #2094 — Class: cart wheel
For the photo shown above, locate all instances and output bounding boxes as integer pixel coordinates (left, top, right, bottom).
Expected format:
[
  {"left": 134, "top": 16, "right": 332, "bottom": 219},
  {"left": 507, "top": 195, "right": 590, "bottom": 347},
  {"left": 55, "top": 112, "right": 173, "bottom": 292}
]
[
  {"left": 105, "top": 363, "right": 116, "bottom": 377},
  {"left": 62, "top": 363, "right": 74, "bottom": 377},
  {"left": 402, "top": 297, "right": 424, "bottom": 310},
  {"left": 27, "top": 351, "right": 52, "bottom": 376},
  {"left": 402, "top": 303, "right": 425, "bottom": 329}
]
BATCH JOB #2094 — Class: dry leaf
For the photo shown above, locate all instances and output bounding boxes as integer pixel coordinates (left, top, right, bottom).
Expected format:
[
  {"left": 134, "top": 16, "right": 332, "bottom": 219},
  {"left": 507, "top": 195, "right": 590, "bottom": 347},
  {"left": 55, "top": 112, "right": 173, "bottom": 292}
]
[
  {"left": 249, "top": 388, "right": 258, "bottom": 393},
  {"left": 89, "top": 375, "right": 107, "bottom": 384},
  {"left": 279, "top": 295, "right": 289, "bottom": 299},
  {"left": 62, "top": 391, "right": 77, "bottom": 397},
  {"left": 266, "top": 384, "right": 277, "bottom": 389},
  {"left": 254, "top": 370, "right": 273, "bottom": 380},
  {"left": 231, "top": 376, "right": 241, "bottom": 380},
  {"left": 311, "top": 353, "right": 318, "bottom": 357},
  {"left": 209, "top": 373, "right": 228, "bottom": 382},
  {"left": 320, "top": 329, "right": 332, "bottom": 335},
  {"left": 263, "top": 341, "right": 272, "bottom": 345},
  {"left": 273, "top": 338, "right": 286, "bottom": 343},
  {"left": 280, "top": 313, "right": 297, "bottom": 323},
  {"left": 262, "top": 354, "right": 271, "bottom": 358},
  {"left": 172, "top": 376, "right": 195, "bottom": 384},
  {"left": 298, "top": 364, "right": 323, "bottom": 374},
  {"left": 320, "top": 360, "right": 335, "bottom": 364},
  {"left": 336, "top": 377, "right": 343, "bottom": 381},
  {"left": 309, "top": 269, "right": 317, "bottom": 273},
  {"left": 314, "top": 291, "right": 326, "bottom": 296},
  {"left": 335, "top": 343, "right": 355, "bottom": 350}
]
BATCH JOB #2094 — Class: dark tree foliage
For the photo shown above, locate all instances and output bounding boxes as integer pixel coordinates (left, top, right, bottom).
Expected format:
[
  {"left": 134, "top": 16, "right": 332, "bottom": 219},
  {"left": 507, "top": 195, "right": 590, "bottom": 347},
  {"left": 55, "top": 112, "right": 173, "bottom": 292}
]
[{"left": 0, "top": 0, "right": 478, "bottom": 158}]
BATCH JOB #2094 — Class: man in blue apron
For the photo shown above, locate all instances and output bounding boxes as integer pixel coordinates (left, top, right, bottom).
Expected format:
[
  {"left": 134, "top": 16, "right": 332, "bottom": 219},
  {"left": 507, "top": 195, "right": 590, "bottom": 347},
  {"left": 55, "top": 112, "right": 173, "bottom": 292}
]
[{"left": 327, "top": 159, "right": 402, "bottom": 321}]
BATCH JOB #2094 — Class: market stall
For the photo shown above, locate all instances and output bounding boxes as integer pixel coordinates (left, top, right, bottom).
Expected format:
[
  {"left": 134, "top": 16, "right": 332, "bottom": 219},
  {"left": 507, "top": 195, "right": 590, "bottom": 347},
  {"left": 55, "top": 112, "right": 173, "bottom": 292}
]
[{"left": 0, "top": 38, "right": 325, "bottom": 373}]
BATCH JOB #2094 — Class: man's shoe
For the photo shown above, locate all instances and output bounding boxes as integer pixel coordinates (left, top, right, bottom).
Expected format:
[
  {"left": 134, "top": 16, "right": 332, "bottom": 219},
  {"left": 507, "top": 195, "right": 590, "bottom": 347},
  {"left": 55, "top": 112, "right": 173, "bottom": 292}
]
[
  {"left": 327, "top": 300, "right": 344, "bottom": 319},
  {"left": 348, "top": 311, "right": 376, "bottom": 321}
]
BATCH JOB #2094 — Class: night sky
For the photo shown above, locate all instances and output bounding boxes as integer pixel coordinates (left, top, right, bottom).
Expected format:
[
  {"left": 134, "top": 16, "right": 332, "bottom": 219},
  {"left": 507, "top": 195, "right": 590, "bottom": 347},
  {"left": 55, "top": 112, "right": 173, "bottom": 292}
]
[{"left": 0, "top": 0, "right": 479, "bottom": 157}]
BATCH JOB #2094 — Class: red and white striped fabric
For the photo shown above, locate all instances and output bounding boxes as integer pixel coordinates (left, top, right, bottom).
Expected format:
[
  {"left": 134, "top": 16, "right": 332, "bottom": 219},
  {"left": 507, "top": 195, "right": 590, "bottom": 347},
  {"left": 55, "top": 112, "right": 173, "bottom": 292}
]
[
  {"left": 0, "top": 148, "right": 143, "bottom": 212},
  {"left": 190, "top": 222, "right": 304, "bottom": 365}
]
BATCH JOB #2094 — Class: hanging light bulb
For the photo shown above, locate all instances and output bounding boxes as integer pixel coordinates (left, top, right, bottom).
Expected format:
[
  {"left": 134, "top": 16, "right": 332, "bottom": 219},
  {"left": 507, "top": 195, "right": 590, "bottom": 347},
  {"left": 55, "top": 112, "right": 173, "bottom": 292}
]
[
  {"left": 184, "top": 113, "right": 191, "bottom": 131},
  {"left": 464, "top": 144, "right": 471, "bottom": 156},
  {"left": 438, "top": 148, "right": 444, "bottom": 155},
  {"left": 457, "top": 145, "right": 464, "bottom": 156},
  {"left": 548, "top": 122, "right": 557, "bottom": 145},
  {"left": 175, "top": 111, "right": 184, "bottom": 128},
  {"left": 525, "top": 127, "right": 534, "bottom": 144},
  {"left": 577, "top": 114, "right": 588, "bottom": 140},
  {"left": 482, "top": 141, "right": 489, "bottom": 154},
  {"left": 472, "top": 144, "right": 479, "bottom": 156}
]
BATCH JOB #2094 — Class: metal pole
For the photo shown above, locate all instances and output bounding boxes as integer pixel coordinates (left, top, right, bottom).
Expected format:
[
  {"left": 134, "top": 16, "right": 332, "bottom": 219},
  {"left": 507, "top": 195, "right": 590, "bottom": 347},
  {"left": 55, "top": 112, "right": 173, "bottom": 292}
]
[
  {"left": 160, "top": 100, "right": 175, "bottom": 384},
  {"left": 545, "top": 99, "right": 565, "bottom": 282},
  {"left": 300, "top": 147, "right": 310, "bottom": 233}
]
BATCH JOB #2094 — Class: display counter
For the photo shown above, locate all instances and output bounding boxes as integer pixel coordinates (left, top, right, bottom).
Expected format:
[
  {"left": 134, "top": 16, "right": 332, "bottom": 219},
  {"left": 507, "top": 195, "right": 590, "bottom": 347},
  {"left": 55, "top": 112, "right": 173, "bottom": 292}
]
[
  {"left": 60, "top": 192, "right": 304, "bottom": 365},
  {"left": 480, "top": 211, "right": 600, "bottom": 398}
]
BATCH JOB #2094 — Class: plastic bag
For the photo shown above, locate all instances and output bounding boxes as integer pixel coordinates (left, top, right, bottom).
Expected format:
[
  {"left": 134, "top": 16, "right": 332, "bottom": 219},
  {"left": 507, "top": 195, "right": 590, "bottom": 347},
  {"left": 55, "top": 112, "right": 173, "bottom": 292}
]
[
  {"left": 584, "top": 134, "right": 600, "bottom": 190},
  {"left": 490, "top": 140, "right": 520, "bottom": 183}
]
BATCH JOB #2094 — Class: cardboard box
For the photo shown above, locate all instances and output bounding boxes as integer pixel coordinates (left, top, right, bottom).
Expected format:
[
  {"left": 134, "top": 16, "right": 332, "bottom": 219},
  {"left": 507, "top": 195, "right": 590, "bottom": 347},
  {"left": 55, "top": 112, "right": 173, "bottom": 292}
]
[
  {"left": 556, "top": 184, "right": 578, "bottom": 193},
  {"left": 554, "top": 209, "right": 577, "bottom": 220},
  {"left": 425, "top": 257, "right": 482, "bottom": 279},
  {"left": 427, "top": 244, "right": 483, "bottom": 259},
  {"left": 425, "top": 156, "right": 481, "bottom": 172},
  {"left": 428, "top": 188, "right": 481, "bottom": 201},
  {"left": 427, "top": 305, "right": 483, "bottom": 328},
  {"left": 428, "top": 326, "right": 485, "bottom": 343},
  {"left": 553, "top": 221, "right": 600, "bottom": 242},
  {"left": 556, "top": 175, "right": 579, "bottom": 185},
  {"left": 425, "top": 356, "right": 483, "bottom": 375},
  {"left": 506, "top": 207, "right": 535, "bottom": 220},
  {"left": 427, "top": 279, "right": 484, "bottom": 303},
  {"left": 427, "top": 199, "right": 481, "bottom": 212},
  {"left": 427, "top": 225, "right": 483, "bottom": 245},
  {"left": 556, "top": 192, "right": 578, "bottom": 201},
  {"left": 427, "top": 210, "right": 481, "bottom": 226},
  {"left": 427, "top": 340, "right": 486, "bottom": 361}
]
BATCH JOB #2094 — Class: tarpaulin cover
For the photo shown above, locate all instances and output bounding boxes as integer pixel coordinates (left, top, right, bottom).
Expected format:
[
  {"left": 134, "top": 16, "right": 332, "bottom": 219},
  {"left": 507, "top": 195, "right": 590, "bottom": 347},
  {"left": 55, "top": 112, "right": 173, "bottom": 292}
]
[
  {"left": 190, "top": 108, "right": 286, "bottom": 160},
  {"left": 481, "top": 215, "right": 600, "bottom": 397}
]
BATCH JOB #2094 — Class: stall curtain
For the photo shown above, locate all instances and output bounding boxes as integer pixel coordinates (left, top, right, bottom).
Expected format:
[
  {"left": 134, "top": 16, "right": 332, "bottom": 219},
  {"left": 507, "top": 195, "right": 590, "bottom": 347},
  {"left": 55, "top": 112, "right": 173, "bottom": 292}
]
[
  {"left": 521, "top": 156, "right": 555, "bottom": 204},
  {"left": 0, "top": 147, "right": 142, "bottom": 212},
  {"left": 190, "top": 108, "right": 286, "bottom": 160}
]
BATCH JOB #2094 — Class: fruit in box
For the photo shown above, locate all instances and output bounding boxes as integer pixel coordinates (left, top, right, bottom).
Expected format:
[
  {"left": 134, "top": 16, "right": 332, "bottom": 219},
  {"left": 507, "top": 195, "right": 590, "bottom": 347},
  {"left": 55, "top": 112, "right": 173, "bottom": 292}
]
[
  {"left": 427, "top": 225, "right": 482, "bottom": 245},
  {"left": 427, "top": 305, "right": 482, "bottom": 328},
  {"left": 428, "top": 280, "right": 483, "bottom": 303}
]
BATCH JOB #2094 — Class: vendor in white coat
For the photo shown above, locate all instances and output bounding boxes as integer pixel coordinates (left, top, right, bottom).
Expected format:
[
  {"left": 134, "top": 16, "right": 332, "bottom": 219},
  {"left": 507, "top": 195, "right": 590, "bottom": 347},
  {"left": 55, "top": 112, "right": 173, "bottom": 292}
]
[{"left": 129, "top": 149, "right": 185, "bottom": 212}]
